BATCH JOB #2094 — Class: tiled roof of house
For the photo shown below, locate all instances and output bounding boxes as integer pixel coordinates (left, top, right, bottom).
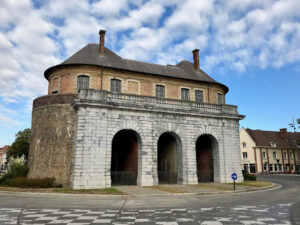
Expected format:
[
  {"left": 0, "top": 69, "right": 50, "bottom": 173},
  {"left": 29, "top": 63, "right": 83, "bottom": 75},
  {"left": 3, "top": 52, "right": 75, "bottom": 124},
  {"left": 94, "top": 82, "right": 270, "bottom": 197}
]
[
  {"left": 246, "top": 128, "right": 300, "bottom": 149},
  {"left": 44, "top": 44, "right": 228, "bottom": 93},
  {"left": 0, "top": 145, "right": 10, "bottom": 152}
]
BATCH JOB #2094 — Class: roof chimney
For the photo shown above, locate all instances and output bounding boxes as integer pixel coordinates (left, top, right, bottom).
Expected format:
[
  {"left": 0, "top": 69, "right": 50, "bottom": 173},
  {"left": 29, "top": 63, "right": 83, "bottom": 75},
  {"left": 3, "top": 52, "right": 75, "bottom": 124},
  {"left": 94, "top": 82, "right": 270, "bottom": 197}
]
[
  {"left": 192, "top": 49, "right": 200, "bottom": 71},
  {"left": 280, "top": 128, "right": 287, "bottom": 135},
  {"left": 99, "top": 30, "right": 106, "bottom": 55}
]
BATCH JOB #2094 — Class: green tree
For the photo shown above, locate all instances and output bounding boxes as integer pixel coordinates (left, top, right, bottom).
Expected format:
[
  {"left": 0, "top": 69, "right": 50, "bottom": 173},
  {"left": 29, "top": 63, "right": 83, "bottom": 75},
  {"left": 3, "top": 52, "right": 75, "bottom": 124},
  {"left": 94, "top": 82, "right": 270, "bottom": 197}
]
[{"left": 7, "top": 129, "right": 31, "bottom": 161}]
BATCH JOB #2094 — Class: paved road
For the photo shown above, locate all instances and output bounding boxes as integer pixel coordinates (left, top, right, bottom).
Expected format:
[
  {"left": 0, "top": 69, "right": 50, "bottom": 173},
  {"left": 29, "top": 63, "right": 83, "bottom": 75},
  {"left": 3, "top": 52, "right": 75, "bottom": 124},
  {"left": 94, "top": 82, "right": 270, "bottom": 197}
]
[{"left": 0, "top": 175, "right": 299, "bottom": 225}]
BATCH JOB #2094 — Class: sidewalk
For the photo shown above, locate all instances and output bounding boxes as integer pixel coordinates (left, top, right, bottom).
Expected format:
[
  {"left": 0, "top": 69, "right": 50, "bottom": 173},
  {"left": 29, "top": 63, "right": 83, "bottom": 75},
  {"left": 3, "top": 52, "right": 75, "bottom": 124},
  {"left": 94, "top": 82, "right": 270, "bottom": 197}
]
[{"left": 115, "top": 182, "right": 276, "bottom": 196}]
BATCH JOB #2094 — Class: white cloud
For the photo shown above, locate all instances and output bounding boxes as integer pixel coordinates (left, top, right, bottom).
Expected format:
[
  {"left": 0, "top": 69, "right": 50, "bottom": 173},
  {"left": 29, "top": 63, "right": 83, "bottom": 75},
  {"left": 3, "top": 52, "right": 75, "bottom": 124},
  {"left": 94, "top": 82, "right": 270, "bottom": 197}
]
[
  {"left": 0, "top": 113, "right": 21, "bottom": 126},
  {"left": 91, "top": 0, "right": 128, "bottom": 17},
  {"left": 0, "top": 0, "right": 300, "bottom": 135}
]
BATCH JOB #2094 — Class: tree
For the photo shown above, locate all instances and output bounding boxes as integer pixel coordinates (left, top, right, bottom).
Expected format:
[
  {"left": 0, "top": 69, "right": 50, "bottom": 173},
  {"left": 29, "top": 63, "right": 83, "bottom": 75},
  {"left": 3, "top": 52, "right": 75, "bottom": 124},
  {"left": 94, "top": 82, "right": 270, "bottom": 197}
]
[{"left": 7, "top": 129, "right": 31, "bottom": 161}]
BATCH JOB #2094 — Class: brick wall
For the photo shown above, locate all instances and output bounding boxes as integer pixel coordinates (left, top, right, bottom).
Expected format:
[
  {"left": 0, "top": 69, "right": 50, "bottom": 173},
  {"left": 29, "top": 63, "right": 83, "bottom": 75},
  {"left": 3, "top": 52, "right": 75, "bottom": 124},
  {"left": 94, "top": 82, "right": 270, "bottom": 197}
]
[{"left": 47, "top": 65, "right": 226, "bottom": 104}]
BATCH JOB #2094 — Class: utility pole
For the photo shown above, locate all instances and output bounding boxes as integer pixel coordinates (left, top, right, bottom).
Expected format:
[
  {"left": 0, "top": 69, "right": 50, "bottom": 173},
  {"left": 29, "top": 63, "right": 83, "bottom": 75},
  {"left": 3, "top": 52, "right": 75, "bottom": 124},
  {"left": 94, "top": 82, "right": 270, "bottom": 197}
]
[{"left": 289, "top": 118, "right": 296, "bottom": 132}]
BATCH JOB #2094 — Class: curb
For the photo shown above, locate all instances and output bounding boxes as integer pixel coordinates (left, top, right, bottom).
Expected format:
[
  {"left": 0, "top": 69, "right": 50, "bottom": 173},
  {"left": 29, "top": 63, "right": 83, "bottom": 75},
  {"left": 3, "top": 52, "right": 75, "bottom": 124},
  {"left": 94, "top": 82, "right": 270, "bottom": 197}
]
[{"left": 0, "top": 183, "right": 278, "bottom": 198}]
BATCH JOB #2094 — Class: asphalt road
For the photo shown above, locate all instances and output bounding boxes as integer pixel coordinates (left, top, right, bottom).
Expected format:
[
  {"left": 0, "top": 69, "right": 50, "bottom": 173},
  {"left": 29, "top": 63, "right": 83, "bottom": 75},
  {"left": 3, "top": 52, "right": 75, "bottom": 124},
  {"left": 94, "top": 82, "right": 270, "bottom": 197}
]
[{"left": 0, "top": 175, "right": 299, "bottom": 224}]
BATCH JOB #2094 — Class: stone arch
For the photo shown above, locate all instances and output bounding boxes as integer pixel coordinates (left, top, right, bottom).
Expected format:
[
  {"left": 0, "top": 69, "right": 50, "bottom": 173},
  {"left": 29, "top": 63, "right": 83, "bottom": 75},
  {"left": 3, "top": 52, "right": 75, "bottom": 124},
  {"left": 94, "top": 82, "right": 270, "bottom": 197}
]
[
  {"left": 156, "top": 131, "right": 183, "bottom": 184},
  {"left": 110, "top": 129, "right": 142, "bottom": 185},
  {"left": 195, "top": 133, "right": 220, "bottom": 182},
  {"left": 106, "top": 120, "right": 145, "bottom": 185}
]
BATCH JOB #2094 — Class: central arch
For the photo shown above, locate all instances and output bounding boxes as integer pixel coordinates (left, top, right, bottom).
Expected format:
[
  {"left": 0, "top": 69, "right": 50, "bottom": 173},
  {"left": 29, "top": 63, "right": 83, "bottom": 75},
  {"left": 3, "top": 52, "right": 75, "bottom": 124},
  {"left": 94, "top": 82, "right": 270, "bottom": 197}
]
[
  {"left": 111, "top": 129, "right": 140, "bottom": 185},
  {"left": 157, "top": 132, "right": 182, "bottom": 184},
  {"left": 196, "top": 134, "right": 218, "bottom": 182}
]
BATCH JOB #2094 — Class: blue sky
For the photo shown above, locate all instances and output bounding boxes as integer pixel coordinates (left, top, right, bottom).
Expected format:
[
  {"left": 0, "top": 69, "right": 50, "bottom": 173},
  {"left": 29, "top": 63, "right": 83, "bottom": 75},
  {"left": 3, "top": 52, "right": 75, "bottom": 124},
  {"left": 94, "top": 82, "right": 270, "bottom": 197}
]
[{"left": 0, "top": 0, "right": 300, "bottom": 146}]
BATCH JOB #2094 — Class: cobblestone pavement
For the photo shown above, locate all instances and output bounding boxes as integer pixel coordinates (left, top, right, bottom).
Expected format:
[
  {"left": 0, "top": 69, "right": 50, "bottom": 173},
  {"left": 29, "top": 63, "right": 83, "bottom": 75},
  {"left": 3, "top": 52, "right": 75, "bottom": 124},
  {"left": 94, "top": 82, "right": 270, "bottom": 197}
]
[{"left": 0, "top": 203, "right": 292, "bottom": 225}]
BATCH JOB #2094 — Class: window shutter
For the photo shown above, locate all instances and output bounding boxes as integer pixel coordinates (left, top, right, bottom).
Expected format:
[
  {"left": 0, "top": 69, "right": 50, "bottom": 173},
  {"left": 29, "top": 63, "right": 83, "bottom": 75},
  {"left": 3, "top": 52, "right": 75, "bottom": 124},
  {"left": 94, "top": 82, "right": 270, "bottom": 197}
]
[
  {"left": 217, "top": 93, "right": 223, "bottom": 104},
  {"left": 78, "top": 75, "right": 89, "bottom": 91},
  {"left": 156, "top": 85, "right": 165, "bottom": 98},
  {"left": 195, "top": 90, "right": 203, "bottom": 102},
  {"left": 181, "top": 88, "right": 189, "bottom": 100},
  {"left": 111, "top": 79, "right": 121, "bottom": 93}
]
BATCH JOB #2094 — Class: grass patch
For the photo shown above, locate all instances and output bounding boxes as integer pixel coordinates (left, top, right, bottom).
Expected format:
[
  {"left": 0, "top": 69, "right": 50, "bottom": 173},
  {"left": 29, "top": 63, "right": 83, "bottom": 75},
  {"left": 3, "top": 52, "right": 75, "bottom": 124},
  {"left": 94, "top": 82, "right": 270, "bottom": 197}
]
[
  {"left": 53, "top": 187, "right": 126, "bottom": 195},
  {"left": 190, "top": 184, "right": 232, "bottom": 191},
  {"left": 234, "top": 181, "right": 273, "bottom": 188},
  {"left": 0, "top": 186, "right": 55, "bottom": 193},
  {"left": 148, "top": 186, "right": 190, "bottom": 193},
  {"left": 0, "top": 186, "right": 125, "bottom": 195}
]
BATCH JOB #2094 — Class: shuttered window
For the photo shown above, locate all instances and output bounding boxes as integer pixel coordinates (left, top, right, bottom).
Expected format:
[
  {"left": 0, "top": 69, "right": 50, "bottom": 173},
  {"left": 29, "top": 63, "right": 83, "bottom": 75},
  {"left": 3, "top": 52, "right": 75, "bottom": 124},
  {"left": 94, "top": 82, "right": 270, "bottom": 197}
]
[
  {"left": 156, "top": 85, "right": 165, "bottom": 98},
  {"left": 181, "top": 88, "right": 190, "bottom": 100},
  {"left": 77, "top": 75, "right": 89, "bottom": 91},
  {"left": 111, "top": 79, "right": 121, "bottom": 93},
  {"left": 195, "top": 90, "right": 203, "bottom": 102},
  {"left": 217, "top": 93, "right": 223, "bottom": 104}
]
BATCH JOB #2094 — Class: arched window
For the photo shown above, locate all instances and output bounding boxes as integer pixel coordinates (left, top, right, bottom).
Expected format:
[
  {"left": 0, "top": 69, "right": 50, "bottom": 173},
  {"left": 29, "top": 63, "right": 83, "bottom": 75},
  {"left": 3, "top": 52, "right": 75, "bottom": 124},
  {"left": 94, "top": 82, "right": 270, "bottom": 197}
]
[
  {"left": 77, "top": 75, "right": 89, "bottom": 91},
  {"left": 111, "top": 79, "right": 121, "bottom": 93}
]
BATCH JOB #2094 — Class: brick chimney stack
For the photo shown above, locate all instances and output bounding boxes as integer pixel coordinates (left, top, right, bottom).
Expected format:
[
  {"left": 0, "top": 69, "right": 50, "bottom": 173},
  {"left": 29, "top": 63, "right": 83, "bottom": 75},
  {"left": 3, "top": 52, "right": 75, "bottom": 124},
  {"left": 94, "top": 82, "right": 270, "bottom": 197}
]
[
  {"left": 280, "top": 128, "right": 287, "bottom": 135},
  {"left": 99, "top": 30, "right": 106, "bottom": 55},
  {"left": 192, "top": 49, "right": 200, "bottom": 71}
]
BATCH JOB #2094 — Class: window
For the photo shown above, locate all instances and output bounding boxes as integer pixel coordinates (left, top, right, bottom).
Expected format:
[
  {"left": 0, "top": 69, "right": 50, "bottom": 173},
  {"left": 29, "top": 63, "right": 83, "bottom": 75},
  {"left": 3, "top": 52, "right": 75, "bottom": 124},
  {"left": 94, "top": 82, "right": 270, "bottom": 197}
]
[
  {"left": 284, "top": 152, "right": 287, "bottom": 159},
  {"left": 289, "top": 152, "right": 293, "bottom": 159},
  {"left": 262, "top": 152, "right": 266, "bottom": 159},
  {"left": 111, "top": 79, "right": 121, "bottom": 93},
  {"left": 249, "top": 164, "right": 256, "bottom": 173},
  {"left": 263, "top": 163, "right": 267, "bottom": 171},
  {"left": 51, "top": 90, "right": 58, "bottom": 94},
  {"left": 274, "top": 164, "right": 278, "bottom": 172},
  {"left": 217, "top": 93, "right": 223, "bottom": 104},
  {"left": 156, "top": 85, "right": 165, "bottom": 98},
  {"left": 242, "top": 142, "right": 246, "bottom": 148},
  {"left": 269, "top": 164, "right": 273, "bottom": 171},
  {"left": 273, "top": 152, "right": 277, "bottom": 159},
  {"left": 195, "top": 90, "right": 203, "bottom": 102},
  {"left": 242, "top": 152, "right": 247, "bottom": 159},
  {"left": 77, "top": 75, "right": 89, "bottom": 91},
  {"left": 243, "top": 164, "right": 248, "bottom": 172},
  {"left": 285, "top": 165, "right": 289, "bottom": 171},
  {"left": 278, "top": 164, "right": 282, "bottom": 171},
  {"left": 270, "top": 141, "right": 276, "bottom": 147},
  {"left": 181, "top": 88, "right": 190, "bottom": 100},
  {"left": 291, "top": 164, "right": 294, "bottom": 170}
]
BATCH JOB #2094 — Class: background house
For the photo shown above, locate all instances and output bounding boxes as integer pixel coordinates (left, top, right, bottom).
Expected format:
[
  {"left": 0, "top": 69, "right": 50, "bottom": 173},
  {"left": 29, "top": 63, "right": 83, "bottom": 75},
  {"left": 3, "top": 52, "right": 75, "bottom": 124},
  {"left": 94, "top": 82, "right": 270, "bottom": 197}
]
[
  {"left": 0, "top": 145, "right": 9, "bottom": 168},
  {"left": 240, "top": 127, "right": 300, "bottom": 174}
]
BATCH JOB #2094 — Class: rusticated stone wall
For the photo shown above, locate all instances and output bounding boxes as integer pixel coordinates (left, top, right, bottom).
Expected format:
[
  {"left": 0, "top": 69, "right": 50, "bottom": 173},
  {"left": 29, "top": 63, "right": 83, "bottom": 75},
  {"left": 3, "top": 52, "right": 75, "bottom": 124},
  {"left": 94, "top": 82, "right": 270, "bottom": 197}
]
[{"left": 28, "top": 94, "right": 77, "bottom": 187}]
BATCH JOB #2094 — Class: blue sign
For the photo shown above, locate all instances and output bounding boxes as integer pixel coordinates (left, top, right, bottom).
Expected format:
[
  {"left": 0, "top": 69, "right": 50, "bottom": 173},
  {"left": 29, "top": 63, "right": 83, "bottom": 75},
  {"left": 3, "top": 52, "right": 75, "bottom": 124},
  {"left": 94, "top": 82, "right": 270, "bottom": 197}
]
[{"left": 231, "top": 173, "right": 237, "bottom": 180}]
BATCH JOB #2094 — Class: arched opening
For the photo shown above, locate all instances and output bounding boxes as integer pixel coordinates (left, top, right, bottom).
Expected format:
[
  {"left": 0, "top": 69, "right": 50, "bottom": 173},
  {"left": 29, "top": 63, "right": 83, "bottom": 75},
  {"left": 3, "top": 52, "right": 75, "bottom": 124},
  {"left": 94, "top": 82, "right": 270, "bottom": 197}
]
[
  {"left": 157, "top": 132, "right": 182, "bottom": 184},
  {"left": 111, "top": 130, "right": 139, "bottom": 185},
  {"left": 196, "top": 134, "right": 218, "bottom": 182}
]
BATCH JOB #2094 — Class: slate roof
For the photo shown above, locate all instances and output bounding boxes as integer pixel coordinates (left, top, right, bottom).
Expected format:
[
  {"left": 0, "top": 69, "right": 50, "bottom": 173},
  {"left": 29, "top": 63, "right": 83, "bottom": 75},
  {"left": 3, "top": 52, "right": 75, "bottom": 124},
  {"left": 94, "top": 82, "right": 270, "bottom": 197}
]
[
  {"left": 44, "top": 44, "right": 228, "bottom": 92},
  {"left": 246, "top": 128, "right": 300, "bottom": 149}
]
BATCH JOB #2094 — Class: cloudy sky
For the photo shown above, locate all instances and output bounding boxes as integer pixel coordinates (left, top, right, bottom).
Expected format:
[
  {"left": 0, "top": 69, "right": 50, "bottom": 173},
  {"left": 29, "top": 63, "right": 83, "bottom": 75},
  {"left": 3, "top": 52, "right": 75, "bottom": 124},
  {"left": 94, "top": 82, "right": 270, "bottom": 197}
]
[{"left": 1, "top": 0, "right": 300, "bottom": 146}]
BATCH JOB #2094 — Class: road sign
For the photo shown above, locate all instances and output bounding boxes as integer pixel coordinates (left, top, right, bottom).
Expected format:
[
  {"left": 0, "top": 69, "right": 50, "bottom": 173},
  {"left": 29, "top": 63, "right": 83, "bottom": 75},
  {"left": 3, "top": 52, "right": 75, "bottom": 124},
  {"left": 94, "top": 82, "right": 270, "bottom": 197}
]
[{"left": 231, "top": 173, "right": 237, "bottom": 180}]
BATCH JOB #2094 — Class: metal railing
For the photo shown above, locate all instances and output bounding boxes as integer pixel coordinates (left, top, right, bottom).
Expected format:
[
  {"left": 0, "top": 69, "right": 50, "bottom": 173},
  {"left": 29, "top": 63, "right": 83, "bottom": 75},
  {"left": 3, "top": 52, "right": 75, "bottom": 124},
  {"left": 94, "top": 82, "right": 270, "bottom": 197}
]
[
  {"left": 158, "top": 171, "right": 178, "bottom": 184},
  {"left": 111, "top": 171, "right": 137, "bottom": 185},
  {"left": 197, "top": 170, "right": 214, "bottom": 182}
]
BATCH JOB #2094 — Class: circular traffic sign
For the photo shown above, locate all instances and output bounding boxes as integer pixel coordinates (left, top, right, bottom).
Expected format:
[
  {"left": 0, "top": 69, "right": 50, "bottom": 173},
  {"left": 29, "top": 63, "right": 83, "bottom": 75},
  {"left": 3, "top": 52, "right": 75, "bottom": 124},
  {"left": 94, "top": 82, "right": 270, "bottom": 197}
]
[{"left": 231, "top": 172, "right": 237, "bottom": 180}]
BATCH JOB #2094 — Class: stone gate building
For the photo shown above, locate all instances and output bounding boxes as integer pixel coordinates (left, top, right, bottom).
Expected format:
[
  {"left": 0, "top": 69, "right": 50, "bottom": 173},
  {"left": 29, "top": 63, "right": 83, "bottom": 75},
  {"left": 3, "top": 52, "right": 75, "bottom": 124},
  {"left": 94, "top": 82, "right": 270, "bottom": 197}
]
[{"left": 28, "top": 30, "right": 244, "bottom": 189}]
